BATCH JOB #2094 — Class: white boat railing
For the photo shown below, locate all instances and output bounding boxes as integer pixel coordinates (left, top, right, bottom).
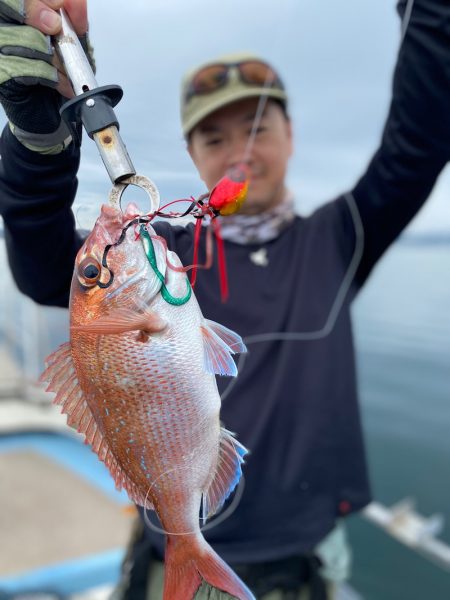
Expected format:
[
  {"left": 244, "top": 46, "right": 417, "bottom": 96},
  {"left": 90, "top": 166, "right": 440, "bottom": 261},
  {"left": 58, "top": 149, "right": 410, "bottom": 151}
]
[{"left": 363, "top": 499, "right": 450, "bottom": 571}]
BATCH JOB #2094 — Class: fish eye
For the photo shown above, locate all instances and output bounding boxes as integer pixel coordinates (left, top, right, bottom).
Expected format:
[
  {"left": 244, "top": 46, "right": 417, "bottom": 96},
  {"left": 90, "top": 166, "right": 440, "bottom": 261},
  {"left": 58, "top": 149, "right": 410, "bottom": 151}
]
[
  {"left": 84, "top": 263, "right": 100, "bottom": 279},
  {"left": 78, "top": 257, "right": 102, "bottom": 287}
]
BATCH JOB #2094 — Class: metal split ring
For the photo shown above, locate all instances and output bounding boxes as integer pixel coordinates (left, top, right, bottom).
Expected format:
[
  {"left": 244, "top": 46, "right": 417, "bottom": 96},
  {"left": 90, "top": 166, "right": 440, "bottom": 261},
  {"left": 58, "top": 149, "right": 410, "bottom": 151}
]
[{"left": 108, "top": 174, "right": 161, "bottom": 213}]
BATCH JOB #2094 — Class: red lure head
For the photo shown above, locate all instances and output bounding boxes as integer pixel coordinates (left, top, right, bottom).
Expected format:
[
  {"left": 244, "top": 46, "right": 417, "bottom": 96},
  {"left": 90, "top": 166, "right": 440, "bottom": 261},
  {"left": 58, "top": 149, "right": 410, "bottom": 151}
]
[{"left": 208, "top": 162, "right": 250, "bottom": 216}]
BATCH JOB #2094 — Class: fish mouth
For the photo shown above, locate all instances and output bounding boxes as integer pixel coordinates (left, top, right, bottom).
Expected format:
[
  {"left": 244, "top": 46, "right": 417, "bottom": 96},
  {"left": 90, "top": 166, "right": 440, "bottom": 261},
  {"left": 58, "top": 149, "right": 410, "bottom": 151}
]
[
  {"left": 100, "top": 219, "right": 168, "bottom": 305},
  {"left": 90, "top": 204, "right": 143, "bottom": 250}
]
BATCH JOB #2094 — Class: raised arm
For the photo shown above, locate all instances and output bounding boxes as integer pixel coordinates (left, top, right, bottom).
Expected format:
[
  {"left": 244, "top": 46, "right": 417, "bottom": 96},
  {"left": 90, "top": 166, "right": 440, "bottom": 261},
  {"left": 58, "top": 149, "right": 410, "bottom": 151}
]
[
  {"left": 351, "top": 0, "right": 450, "bottom": 285},
  {"left": 0, "top": 0, "right": 88, "bottom": 306}
]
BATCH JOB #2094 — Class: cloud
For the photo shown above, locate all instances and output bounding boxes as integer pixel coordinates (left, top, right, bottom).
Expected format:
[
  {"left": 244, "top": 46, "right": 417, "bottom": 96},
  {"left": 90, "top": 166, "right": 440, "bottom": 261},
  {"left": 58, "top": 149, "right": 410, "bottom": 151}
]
[{"left": 0, "top": 1, "right": 448, "bottom": 233}]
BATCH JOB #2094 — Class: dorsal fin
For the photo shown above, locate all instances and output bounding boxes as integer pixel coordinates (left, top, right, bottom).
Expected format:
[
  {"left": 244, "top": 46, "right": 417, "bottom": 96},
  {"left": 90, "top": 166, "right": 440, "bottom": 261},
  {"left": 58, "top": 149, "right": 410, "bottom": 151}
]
[
  {"left": 40, "top": 342, "right": 152, "bottom": 508},
  {"left": 202, "top": 428, "right": 248, "bottom": 520}
]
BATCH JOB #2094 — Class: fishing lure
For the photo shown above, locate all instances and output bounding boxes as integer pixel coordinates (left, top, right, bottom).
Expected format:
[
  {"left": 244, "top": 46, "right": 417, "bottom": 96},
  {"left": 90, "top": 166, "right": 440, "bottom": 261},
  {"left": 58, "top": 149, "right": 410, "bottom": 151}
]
[
  {"left": 208, "top": 162, "right": 250, "bottom": 216},
  {"left": 140, "top": 161, "right": 250, "bottom": 302}
]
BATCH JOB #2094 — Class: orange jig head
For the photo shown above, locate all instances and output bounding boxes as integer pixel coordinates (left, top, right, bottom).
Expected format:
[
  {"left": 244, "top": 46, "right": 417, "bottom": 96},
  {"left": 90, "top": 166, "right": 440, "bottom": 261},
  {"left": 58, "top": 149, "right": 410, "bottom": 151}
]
[{"left": 208, "top": 162, "right": 249, "bottom": 216}]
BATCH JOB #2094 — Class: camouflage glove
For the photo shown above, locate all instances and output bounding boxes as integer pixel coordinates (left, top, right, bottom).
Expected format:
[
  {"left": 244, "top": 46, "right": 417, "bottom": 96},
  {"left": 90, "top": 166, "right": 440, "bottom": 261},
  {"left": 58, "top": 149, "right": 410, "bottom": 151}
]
[{"left": 0, "top": 0, "right": 94, "bottom": 154}]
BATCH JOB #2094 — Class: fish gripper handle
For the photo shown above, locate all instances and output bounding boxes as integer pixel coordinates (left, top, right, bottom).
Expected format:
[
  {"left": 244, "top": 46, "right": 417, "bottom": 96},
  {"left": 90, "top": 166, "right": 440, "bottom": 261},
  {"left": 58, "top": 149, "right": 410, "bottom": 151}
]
[{"left": 59, "top": 84, "right": 123, "bottom": 146}]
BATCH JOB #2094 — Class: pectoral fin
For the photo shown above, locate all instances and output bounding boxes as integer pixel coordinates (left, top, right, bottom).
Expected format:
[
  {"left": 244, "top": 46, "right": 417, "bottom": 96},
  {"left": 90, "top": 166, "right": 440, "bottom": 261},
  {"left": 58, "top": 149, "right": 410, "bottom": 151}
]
[
  {"left": 201, "top": 320, "right": 246, "bottom": 377},
  {"left": 204, "top": 319, "right": 247, "bottom": 354},
  {"left": 71, "top": 308, "right": 166, "bottom": 335}
]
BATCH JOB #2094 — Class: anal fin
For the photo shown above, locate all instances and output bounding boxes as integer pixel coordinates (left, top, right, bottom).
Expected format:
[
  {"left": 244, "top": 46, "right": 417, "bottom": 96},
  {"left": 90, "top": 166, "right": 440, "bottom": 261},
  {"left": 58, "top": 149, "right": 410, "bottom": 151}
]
[{"left": 202, "top": 428, "right": 248, "bottom": 520}]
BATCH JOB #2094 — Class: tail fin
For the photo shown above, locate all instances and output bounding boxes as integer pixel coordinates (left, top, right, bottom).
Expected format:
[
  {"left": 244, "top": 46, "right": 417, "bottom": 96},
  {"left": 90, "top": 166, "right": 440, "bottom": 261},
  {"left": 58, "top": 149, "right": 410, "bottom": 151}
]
[{"left": 163, "top": 534, "right": 255, "bottom": 600}]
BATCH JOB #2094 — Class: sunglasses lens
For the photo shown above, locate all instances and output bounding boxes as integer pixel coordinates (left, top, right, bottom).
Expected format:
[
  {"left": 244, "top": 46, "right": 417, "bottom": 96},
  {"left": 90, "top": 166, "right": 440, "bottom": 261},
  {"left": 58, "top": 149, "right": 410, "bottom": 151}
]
[
  {"left": 192, "top": 65, "right": 229, "bottom": 94},
  {"left": 239, "top": 61, "right": 280, "bottom": 87},
  {"left": 185, "top": 60, "right": 284, "bottom": 105}
]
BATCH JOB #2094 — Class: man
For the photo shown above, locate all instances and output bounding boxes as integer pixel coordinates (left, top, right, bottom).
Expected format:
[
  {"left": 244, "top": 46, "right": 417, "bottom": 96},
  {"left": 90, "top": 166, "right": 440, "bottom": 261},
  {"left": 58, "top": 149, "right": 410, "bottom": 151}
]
[{"left": 0, "top": 1, "right": 449, "bottom": 599}]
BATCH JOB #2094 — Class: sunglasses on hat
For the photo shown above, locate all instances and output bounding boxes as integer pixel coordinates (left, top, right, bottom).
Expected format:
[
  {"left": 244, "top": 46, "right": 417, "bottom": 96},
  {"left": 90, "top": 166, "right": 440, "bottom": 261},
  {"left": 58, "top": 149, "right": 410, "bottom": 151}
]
[{"left": 184, "top": 60, "right": 285, "bottom": 103}]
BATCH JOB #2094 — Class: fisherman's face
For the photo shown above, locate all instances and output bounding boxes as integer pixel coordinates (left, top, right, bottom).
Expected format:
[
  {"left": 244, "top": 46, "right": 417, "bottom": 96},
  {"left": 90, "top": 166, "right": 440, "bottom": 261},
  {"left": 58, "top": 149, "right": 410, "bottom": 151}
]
[{"left": 188, "top": 98, "right": 293, "bottom": 215}]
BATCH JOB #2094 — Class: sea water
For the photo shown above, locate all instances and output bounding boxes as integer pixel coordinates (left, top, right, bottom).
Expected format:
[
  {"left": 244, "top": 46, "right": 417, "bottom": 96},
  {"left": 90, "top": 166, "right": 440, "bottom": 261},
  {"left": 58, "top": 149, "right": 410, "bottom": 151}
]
[{"left": 350, "top": 241, "right": 450, "bottom": 599}]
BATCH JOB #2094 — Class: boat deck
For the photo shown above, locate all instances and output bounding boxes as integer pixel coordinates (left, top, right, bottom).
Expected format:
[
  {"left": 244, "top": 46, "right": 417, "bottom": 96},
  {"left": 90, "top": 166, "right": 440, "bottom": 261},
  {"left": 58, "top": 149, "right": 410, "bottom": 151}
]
[{"left": 0, "top": 398, "right": 132, "bottom": 598}]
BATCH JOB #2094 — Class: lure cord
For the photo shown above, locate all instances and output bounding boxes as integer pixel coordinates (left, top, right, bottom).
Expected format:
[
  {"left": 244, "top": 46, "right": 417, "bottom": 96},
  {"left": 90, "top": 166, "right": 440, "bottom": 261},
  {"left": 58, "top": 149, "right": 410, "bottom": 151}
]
[{"left": 99, "top": 197, "right": 214, "bottom": 289}]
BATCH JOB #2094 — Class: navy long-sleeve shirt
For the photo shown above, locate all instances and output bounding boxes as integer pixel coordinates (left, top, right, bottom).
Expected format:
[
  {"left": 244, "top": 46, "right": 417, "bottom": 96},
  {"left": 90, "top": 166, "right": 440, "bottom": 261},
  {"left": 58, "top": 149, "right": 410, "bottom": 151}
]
[{"left": 0, "top": 0, "right": 448, "bottom": 563}]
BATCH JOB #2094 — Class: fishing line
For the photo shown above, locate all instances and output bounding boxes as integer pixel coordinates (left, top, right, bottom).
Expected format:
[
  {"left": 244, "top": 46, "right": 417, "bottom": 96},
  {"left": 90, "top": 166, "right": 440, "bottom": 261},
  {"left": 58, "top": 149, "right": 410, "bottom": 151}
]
[
  {"left": 221, "top": 1, "right": 418, "bottom": 400},
  {"left": 103, "top": 3, "right": 416, "bottom": 541},
  {"left": 400, "top": 0, "right": 415, "bottom": 45},
  {"left": 242, "top": 0, "right": 291, "bottom": 165},
  {"left": 142, "top": 467, "right": 198, "bottom": 536},
  {"left": 212, "top": 6, "right": 419, "bottom": 536},
  {"left": 142, "top": 467, "right": 246, "bottom": 536},
  {"left": 242, "top": 0, "right": 416, "bottom": 163},
  {"left": 221, "top": 191, "right": 364, "bottom": 402},
  {"left": 242, "top": 72, "right": 279, "bottom": 165},
  {"left": 200, "top": 476, "right": 246, "bottom": 532}
]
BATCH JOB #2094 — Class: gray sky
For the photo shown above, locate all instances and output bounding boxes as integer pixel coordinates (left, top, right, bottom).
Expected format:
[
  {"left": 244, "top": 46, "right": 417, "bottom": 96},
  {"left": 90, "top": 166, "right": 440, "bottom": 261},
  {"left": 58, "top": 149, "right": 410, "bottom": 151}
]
[{"left": 5, "top": 1, "right": 450, "bottom": 232}]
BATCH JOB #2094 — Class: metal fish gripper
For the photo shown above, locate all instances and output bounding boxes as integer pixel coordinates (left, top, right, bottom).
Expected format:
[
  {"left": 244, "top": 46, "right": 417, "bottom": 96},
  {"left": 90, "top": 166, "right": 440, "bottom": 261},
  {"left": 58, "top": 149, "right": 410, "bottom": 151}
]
[{"left": 54, "top": 9, "right": 160, "bottom": 215}]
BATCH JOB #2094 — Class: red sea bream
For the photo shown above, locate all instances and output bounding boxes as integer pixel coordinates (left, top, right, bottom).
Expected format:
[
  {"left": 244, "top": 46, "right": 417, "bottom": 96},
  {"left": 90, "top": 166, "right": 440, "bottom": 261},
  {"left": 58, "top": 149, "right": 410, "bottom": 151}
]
[{"left": 40, "top": 203, "right": 254, "bottom": 600}]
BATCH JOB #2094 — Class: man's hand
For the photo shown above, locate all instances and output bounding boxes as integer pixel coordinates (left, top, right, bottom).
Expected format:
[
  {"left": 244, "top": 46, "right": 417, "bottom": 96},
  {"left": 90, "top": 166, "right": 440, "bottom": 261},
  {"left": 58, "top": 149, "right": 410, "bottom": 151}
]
[{"left": 0, "top": 0, "right": 91, "bottom": 153}]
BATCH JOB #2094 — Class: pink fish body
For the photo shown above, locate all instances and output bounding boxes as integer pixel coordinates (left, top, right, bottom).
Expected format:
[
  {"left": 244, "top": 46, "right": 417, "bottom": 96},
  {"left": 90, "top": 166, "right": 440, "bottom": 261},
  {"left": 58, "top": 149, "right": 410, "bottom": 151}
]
[{"left": 41, "top": 204, "right": 254, "bottom": 600}]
